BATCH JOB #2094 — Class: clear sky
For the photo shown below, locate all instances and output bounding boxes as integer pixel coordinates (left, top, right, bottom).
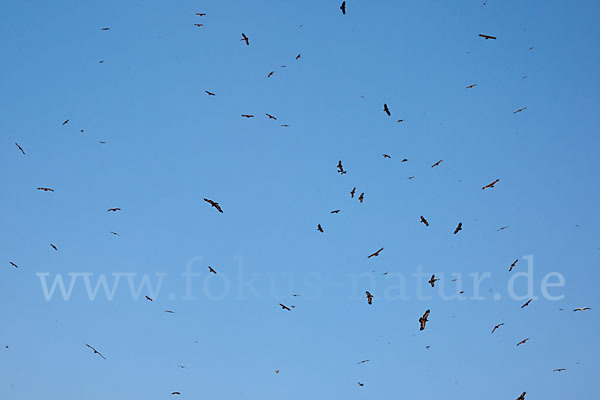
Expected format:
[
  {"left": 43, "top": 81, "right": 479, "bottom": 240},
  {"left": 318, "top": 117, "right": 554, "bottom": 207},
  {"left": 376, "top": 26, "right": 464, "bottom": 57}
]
[{"left": 1, "top": 0, "right": 599, "bottom": 399}]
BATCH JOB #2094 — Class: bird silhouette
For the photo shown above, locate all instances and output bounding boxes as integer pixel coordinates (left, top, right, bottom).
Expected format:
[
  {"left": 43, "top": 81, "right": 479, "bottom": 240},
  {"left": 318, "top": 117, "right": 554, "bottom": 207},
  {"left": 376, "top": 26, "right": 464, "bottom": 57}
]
[
  {"left": 340, "top": 1, "right": 346, "bottom": 15},
  {"left": 365, "top": 291, "right": 373, "bottom": 305},
  {"left": 204, "top": 198, "right": 223, "bottom": 213},
  {"left": 479, "top": 34, "right": 497, "bottom": 40},
  {"left": 241, "top": 33, "right": 249, "bottom": 45},
  {"left": 15, "top": 143, "right": 25, "bottom": 155},
  {"left": 420, "top": 216, "right": 429, "bottom": 226},
  {"left": 86, "top": 344, "right": 106, "bottom": 359},
  {"left": 208, "top": 266, "right": 217, "bottom": 274},
  {"left": 368, "top": 248, "right": 384, "bottom": 258},
  {"left": 482, "top": 179, "right": 500, "bottom": 190},
  {"left": 419, "top": 310, "right": 430, "bottom": 331},
  {"left": 454, "top": 222, "right": 462, "bottom": 234}
]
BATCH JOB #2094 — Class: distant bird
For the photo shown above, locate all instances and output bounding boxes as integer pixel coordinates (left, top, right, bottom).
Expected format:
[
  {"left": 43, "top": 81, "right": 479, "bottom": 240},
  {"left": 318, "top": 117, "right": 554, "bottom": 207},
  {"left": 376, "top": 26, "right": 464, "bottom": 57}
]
[
  {"left": 194, "top": 24, "right": 203, "bottom": 27},
  {"left": 521, "top": 299, "right": 533, "bottom": 309},
  {"left": 491, "top": 323, "right": 504, "bottom": 334},
  {"left": 514, "top": 107, "right": 527, "bottom": 114},
  {"left": 241, "top": 114, "right": 254, "bottom": 118},
  {"left": 365, "top": 291, "right": 373, "bottom": 305},
  {"left": 401, "top": 158, "right": 408, "bottom": 162},
  {"left": 9, "top": 262, "right": 18, "bottom": 268},
  {"left": 205, "top": 90, "right": 215, "bottom": 96},
  {"left": 482, "top": 179, "right": 500, "bottom": 190},
  {"left": 268, "top": 71, "right": 274, "bottom": 78},
  {"left": 479, "top": 34, "right": 497, "bottom": 40},
  {"left": 358, "top": 193, "right": 364, "bottom": 203},
  {"left": 171, "top": 392, "right": 181, "bottom": 396},
  {"left": 454, "top": 222, "right": 463, "bottom": 234},
  {"left": 509, "top": 259, "right": 519, "bottom": 272},
  {"left": 397, "top": 119, "right": 404, "bottom": 123},
  {"left": 420, "top": 216, "right": 429, "bottom": 226},
  {"left": 86, "top": 344, "right": 106, "bottom": 359},
  {"left": 208, "top": 266, "right": 217, "bottom": 274},
  {"left": 241, "top": 33, "right": 249, "bottom": 45},
  {"left": 62, "top": 119, "right": 69, "bottom": 125},
  {"left": 350, "top": 187, "right": 356, "bottom": 198},
  {"left": 317, "top": 224, "right": 324, "bottom": 233},
  {"left": 266, "top": 113, "right": 277, "bottom": 120},
  {"left": 204, "top": 198, "right": 223, "bottom": 213},
  {"left": 280, "top": 124, "right": 289, "bottom": 127},
  {"left": 466, "top": 84, "right": 477, "bottom": 89},
  {"left": 428, "top": 275, "right": 439, "bottom": 287},
  {"left": 275, "top": 369, "right": 280, "bottom": 374},
  {"left": 98, "top": 60, "right": 104, "bottom": 64},
  {"left": 357, "top": 360, "right": 370, "bottom": 364},
  {"left": 99, "top": 141, "right": 106, "bottom": 144},
  {"left": 296, "top": 54, "right": 301, "bottom": 60},
  {"left": 497, "top": 226, "right": 509, "bottom": 231},
  {"left": 383, "top": 154, "right": 391, "bottom": 158},
  {"left": 165, "top": 310, "right": 175, "bottom": 314},
  {"left": 408, "top": 176, "right": 415, "bottom": 179},
  {"left": 145, "top": 296, "right": 153, "bottom": 301},
  {"left": 101, "top": 27, "right": 110, "bottom": 31},
  {"left": 110, "top": 232, "right": 120, "bottom": 236},
  {"left": 516, "top": 338, "right": 529, "bottom": 346},
  {"left": 331, "top": 210, "right": 340, "bottom": 214},
  {"left": 107, "top": 208, "right": 121, "bottom": 212},
  {"left": 368, "top": 248, "right": 384, "bottom": 258},
  {"left": 37, "top": 187, "right": 54, "bottom": 192},
  {"left": 15, "top": 143, "right": 25, "bottom": 155},
  {"left": 340, "top": 1, "right": 346, "bottom": 15},
  {"left": 419, "top": 309, "right": 430, "bottom": 331},
  {"left": 279, "top": 303, "right": 291, "bottom": 311},
  {"left": 337, "top": 160, "right": 345, "bottom": 174},
  {"left": 431, "top": 160, "right": 442, "bottom": 168},
  {"left": 50, "top": 244, "right": 57, "bottom": 251},
  {"left": 553, "top": 368, "right": 566, "bottom": 372},
  {"left": 516, "top": 392, "right": 526, "bottom": 400},
  {"left": 383, "top": 103, "right": 391, "bottom": 116},
  {"left": 196, "top": 13, "right": 207, "bottom": 16},
  {"left": 573, "top": 307, "right": 591, "bottom": 312}
]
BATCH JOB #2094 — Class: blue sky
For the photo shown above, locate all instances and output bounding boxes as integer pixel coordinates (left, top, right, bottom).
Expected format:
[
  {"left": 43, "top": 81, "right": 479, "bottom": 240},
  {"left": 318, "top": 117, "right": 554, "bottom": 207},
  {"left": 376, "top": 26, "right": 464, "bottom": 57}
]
[{"left": 1, "top": 0, "right": 599, "bottom": 399}]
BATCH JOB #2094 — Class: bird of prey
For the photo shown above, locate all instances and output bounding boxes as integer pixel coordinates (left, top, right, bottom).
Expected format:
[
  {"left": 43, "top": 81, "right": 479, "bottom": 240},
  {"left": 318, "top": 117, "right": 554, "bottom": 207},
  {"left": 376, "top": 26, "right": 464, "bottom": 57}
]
[
  {"left": 479, "top": 34, "right": 497, "bottom": 40},
  {"left": 279, "top": 303, "right": 291, "bottom": 311},
  {"left": 275, "top": 369, "right": 280, "bottom": 374},
  {"left": 280, "top": 124, "right": 289, "bottom": 127},
  {"left": 383, "top": 154, "right": 391, "bottom": 158},
  {"left": 194, "top": 24, "right": 203, "bottom": 27},
  {"left": 358, "top": 193, "right": 364, "bottom": 203},
  {"left": 268, "top": 71, "right": 274, "bottom": 78},
  {"left": 107, "top": 208, "right": 121, "bottom": 212},
  {"left": 466, "top": 84, "right": 477, "bottom": 89},
  {"left": 337, "top": 160, "right": 345, "bottom": 174},
  {"left": 101, "top": 27, "right": 110, "bottom": 31},
  {"left": 196, "top": 13, "right": 206, "bottom": 16},
  {"left": 431, "top": 160, "right": 443, "bottom": 168},
  {"left": 50, "top": 244, "right": 57, "bottom": 251},
  {"left": 317, "top": 224, "right": 324, "bottom": 233},
  {"left": 491, "top": 323, "right": 504, "bottom": 334},
  {"left": 145, "top": 296, "right": 153, "bottom": 301},
  {"left": 110, "top": 232, "right": 120, "bottom": 236},
  {"left": 165, "top": 310, "right": 175, "bottom": 314},
  {"left": 86, "top": 344, "right": 106, "bottom": 359},
  {"left": 296, "top": 54, "right": 301, "bottom": 60},
  {"left": 509, "top": 259, "right": 519, "bottom": 272},
  {"left": 98, "top": 60, "right": 104, "bottom": 63},
  {"left": 266, "top": 113, "right": 277, "bottom": 120},
  {"left": 482, "top": 179, "right": 499, "bottom": 190},
  {"left": 15, "top": 143, "right": 25, "bottom": 155},
  {"left": 454, "top": 222, "right": 463, "bottom": 234},
  {"left": 368, "top": 248, "right": 384, "bottom": 258},
  {"left": 516, "top": 338, "right": 529, "bottom": 346},
  {"left": 99, "top": 141, "right": 106, "bottom": 144},
  {"left": 357, "top": 360, "right": 370, "bottom": 364},
  {"left": 420, "top": 216, "right": 429, "bottom": 226},
  {"left": 515, "top": 392, "right": 526, "bottom": 400},
  {"left": 408, "top": 176, "right": 415, "bottom": 179},
  {"left": 208, "top": 266, "right": 217, "bottom": 274},
  {"left": 62, "top": 119, "right": 69, "bottom": 125},
  {"left": 383, "top": 103, "right": 391, "bottom": 116},
  {"left": 497, "top": 226, "right": 509, "bottom": 231},
  {"left": 401, "top": 158, "right": 408, "bottom": 162},
  {"left": 574, "top": 307, "right": 591, "bottom": 312},
  {"left": 204, "top": 198, "right": 223, "bottom": 213},
  {"left": 241, "top": 33, "right": 249, "bottom": 45},
  {"left": 171, "top": 392, "right": 181, "bottom": 396},
  {"left": 37, "top": 187, "right": 54, "bottom": 192},
  {"left": 553, "top": 368, "right": 566, "bottom": 372},
  {"left": 350, "top": 187, "right": 356, "bottom": 198},
  {"left": 340, "top": 1, "right": 346, "bottom": 15},
  {"left": 331, "top": 210, "right": 340, "bottom": 214},
  {"left": 365, "top": 291, "right": 373, "bottom": 305},
  {"left": 419, "top": 309, "right": 430, "bottom": 331},
  {"left": 425, "top": 345, "right": 431, "bottom": 349},
  {"left": 397, "top": 119, "right": 404, "bottom": 123},
  {"left": 9, "top": 262, "right": 18, "bottom": 268},
  {"left": 429, "top": 275, "right": 439, "bottom": 287},
  {"left": 241, "top": 114, "right": 254, "bottom": 118},
  {"left": 521, "top": 299, "right": 533, "bottom": 308},
  {"left": 514, "top": 107, "right": 527, "bottom": 114},
  {"left": 205, "top": 90, "right": 215, "bottom": 96}
]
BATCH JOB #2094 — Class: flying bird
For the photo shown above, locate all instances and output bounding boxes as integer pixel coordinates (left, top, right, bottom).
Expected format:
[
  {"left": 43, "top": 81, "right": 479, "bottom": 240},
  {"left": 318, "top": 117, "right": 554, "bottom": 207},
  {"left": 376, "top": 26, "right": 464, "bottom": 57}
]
[
  {"left": 365, "top": 291, "right": 373, "bottom": 305},
  {"left": 454, "top": 222, "right": 463, "bottom": 234},
  {"left": 317, "top": 224, "right": 324, "bottom": 233},
  {"left": 431, "top": 160, "right": 443, "bottom": 168},
  {"left": 357, "top": 360, "right": 370, "bottom": 364},
  {"left": 280, "top": 124, "right": 289, "bottom": 127},
  {"left": 350, "top": 187, "right": 356, "bottom": 198},
  {"left": 428, "top": 275, "right": 439, "bottom": 287},
  {"left": 171, "top": 392, "right": 181, "bottom": 396},
  {"left": 266, "top": 113, "right": 277, "bottom": 120},
  {"left": 331, "top": 210, "right": 340, "bottom": 214},
  {"left": 573, "top": 307, "right": 591, "bottom": 312},
  {"left": 357, "top": 382, "right": 364, "bottom": 387},
  {"left": 268, "top": 71, "right": 274, "bottom": 78},
  {"left": 466, "top": 84, "right": 477, "bottom": 89},
  {"left": 358, "top": 193, "right": 364, "bottom": 203},
  {"left": 101, "top": 27, "right": 110, "bottom": 31},
  {"left": 107, "top": 208, "right": 121, "bottom": 212},
  {"left": 194, "top": 24, "right": 203, "bottom": 27},
  {"left": 553, "top": 368, "right": 566, "bottom": 372},
  {"left": 383, "top": 154, "right": 391, "bottom": 158},
  {"left": 165, "top": 310, "right": 175, "bottom": 314},
  {"left": 383, "top": 103, "right": 391, "bottom": 116},
  {"left": 497, "top": 226, "right": 509, "bottom": 231},
  {"left": 340, "top": 1, "right": 346, "bottom": 15},
  {"left": 509, "top": 259, "right": 519, "bottom": 272},
  {"left": 516, "top": 338, "right": 529, "bottom": 346},
  {"left": 9, "top": 262, "right": 18, "bottom": 268},
  {"left": 241, "top": 114, "right": 254, "bottom": 118},
  {"left": 482, "top": 179, "right": 499, "bottom": 190},
  {"left": 205, "top": 90, "right": 215, "bottom": 96},
  {"left": 337, "top": 160, "right": 345, "bottom": 174},
  {"left": 279, "top": 303, "right": 291, "bottom": 311},
  {"left": 145, "top": 296, "right": 153, "bottom": 301},
  {"left": 420, "top": 216, "right": 429, "bottom": 226},
  {"left": 208, "top": 266, "right": 217, "bottom": 274},
  {"left": 516, "top": 392, "right": 526, "bottom": 400},
  {"left": 50, "top": 244, "right": 57, "bottom": 251},
  {"left": 275, "top": 369, "right": 280, "bottom": 374},
  {"left": 419, "top": 309, "right": 430, "bottom": 331},
  {"left": 479, "top": 34, "right": 497, "bottom": 40},
  {"left": 37, "top": 187, "right": 54, "bottom": 192},
  {"left": 204, "top": 198, "right": 223, "bottom": 213},
  {"left": 521, "top": 299, "right": 533, "bottom": 309},
  {"left": 110, "top": 232, "right": 120, "bottom": 236},
  {"left": 241, "top": 33, "right": 249, "bottom": 45},
  {"left": 62, "top": 119, "right": 69, "bottom": 125},
  {"left": 15, "top": 143, "right": 25, "bottom": 155},
  {"left": 491, "top": 323, "right": 504, "bottom": 334},
  {"left": 368, "top": 248, "right": 384, "bottom": 258},
  {"left": 86, "top": 344, "right": 106, "bottom": 359},
  {"left": 196, "top": 13, "right": 206, "bottom": 16},
  {"left": 514, "top": 107, "right": 527, "bottom": 114},
  {"left": 296, "top": 54, "right": 301, "bottom": 60}
]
